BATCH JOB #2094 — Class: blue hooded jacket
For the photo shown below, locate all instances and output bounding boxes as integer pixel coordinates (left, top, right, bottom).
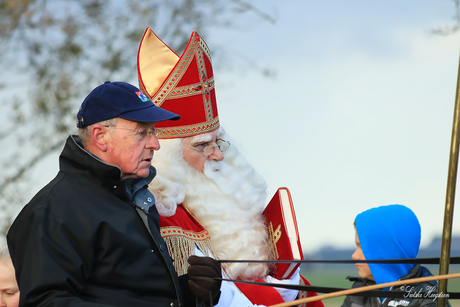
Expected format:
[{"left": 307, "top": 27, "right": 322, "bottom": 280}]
[{"left": 355, "top": 204, "right": 421, "bottom": 286}]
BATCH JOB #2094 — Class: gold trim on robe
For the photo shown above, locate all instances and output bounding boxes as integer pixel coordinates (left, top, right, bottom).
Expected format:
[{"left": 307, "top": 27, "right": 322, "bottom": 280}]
[{"left": 159, "top": 204, "right": 216, "bottom": 276}]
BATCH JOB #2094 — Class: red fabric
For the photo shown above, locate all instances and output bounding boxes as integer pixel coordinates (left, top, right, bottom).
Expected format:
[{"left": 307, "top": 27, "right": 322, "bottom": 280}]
[
  {"left": 159, "top": 204, "right": 204, "bottom": 233},
  {"left": 138, "top": 29, "right": 219, "bottom": 139},
  {"left": 160, "top": 206, "right": 324, "bottom": 307},
  {"left": 299, "top": 275, "right": 324, "bottom": 307},
  {"left": 234, "top": 278, "right": 285, "bottom": 306}
]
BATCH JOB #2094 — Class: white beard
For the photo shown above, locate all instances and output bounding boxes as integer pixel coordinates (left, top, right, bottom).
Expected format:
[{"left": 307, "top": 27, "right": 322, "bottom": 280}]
[{"left": 150, "top": 128, "right": 272, "bottom": 280}]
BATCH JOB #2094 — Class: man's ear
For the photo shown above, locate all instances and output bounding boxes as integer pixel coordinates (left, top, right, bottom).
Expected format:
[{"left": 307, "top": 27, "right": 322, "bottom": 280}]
[{"left": 91, "top": 124, "right": 109, "bottom": 152}]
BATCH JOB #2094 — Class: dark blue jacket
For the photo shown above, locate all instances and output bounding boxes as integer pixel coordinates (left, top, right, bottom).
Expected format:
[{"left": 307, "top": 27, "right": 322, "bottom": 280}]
[{"left": 7, "top": 135, "right": 190, "bottom": 307}]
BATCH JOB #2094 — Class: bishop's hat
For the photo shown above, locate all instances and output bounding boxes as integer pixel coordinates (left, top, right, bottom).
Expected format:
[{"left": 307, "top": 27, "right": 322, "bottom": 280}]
[{"left": 137, "top": 28, "right": 219, "bottom": 139}]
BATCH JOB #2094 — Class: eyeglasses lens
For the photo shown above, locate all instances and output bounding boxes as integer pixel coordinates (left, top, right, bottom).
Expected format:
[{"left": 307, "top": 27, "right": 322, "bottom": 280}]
[
  {"left": 218, "top": 141, "right": 230, "bottom": 152},
  {"left": 203, "top": 146, "right": 216, "bottom": 156}
]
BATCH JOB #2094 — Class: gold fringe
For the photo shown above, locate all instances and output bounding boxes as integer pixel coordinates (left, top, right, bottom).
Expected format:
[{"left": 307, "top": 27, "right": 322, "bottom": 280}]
[{"left": 161, "top": 227, "right": 215, "bottom": 276}]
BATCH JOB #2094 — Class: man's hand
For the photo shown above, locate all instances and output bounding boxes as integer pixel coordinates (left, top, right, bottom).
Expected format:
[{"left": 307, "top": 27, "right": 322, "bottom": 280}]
[{"left": 187, "top": 255, "right": 222, "bottom": 306}]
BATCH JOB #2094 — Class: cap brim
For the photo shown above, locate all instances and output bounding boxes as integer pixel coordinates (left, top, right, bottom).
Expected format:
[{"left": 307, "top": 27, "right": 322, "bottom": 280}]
[{"left": 118, "top": 104, "right": 180, "bottom": 123}]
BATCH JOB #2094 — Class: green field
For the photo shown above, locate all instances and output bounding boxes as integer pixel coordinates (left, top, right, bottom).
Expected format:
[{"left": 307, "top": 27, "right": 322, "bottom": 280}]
[{"left": 301, "top": 267, "right": 460, "bottom": 307}]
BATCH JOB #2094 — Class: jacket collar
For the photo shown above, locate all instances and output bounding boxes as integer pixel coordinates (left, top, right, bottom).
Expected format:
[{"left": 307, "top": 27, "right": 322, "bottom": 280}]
[{"left": 60, "top": 135, "right": 156, "bottom": 189}]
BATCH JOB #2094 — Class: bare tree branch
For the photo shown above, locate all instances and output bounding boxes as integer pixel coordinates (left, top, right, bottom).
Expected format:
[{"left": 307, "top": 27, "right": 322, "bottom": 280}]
[
  {"left": 430, "top": 0, "right": 460, "bottom": 35},
  {"left": 230, "top": 0, "right": 277, "bottom": 24},
  {"left": 0, "top": 139, "right": 64, "bottom": 195}
]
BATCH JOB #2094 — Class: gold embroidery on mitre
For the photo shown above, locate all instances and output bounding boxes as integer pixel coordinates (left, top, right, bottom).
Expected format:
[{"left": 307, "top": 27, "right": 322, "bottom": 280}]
[
  {"left": 268, "top": 222, "right": 282, "bottom": 260},
  {"left": 161, "top": 226, "right": 215, "bottom": 276},
  {"left": 138, "top": 29, "right": 219, "bottom": 139},
  {"left": 149, "top": 33, "right": 212, "bottom": 108},
  {"left": 155, "top": 117, "right": 220, "bottom": 139},
  {"left": 150, "top": 46, "right": 196, "bottom": 107},
  {"left": 168, "top": 76, "right": 215, "bottom": 100}
]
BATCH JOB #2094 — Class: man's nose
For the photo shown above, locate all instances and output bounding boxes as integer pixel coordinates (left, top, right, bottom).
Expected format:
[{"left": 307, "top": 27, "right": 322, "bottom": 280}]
[
  {"left": 146, "top": 135, "right": 161, "bottom": 150},
  {"left": 209, "top": 145, "right": 224, "bottom": 161}
]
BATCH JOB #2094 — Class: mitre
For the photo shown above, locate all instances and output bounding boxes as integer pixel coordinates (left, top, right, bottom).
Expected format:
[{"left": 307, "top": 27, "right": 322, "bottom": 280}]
[{"left": 137, "top": 27, "right": 219, "bottom": 139}]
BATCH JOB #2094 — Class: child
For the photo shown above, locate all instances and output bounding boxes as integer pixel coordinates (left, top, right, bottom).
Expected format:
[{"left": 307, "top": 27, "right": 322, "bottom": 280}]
[
  {"left": 341, "top": 204, "right": 448, "bottom": 307},
  {"left": 0, "top": 246, "right": 19, "bottom": 307}
]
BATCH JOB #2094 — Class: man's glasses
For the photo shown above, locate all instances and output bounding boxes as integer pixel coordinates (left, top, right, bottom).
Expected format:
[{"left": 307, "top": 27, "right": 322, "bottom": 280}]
[
  {"left": 183, "top": 139, "right": 231, "bottom": 156},
  {"left": 104, "top": 126, "right": 159, "bottom": 142}
]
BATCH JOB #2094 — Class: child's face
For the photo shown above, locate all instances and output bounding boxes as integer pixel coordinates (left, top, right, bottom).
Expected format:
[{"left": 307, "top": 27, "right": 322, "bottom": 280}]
[
  {"left": 0, "top": 262, "right": 20, "bottom": 307},
  {"left": 351, "top": 230, "right": 374, "bottom": 281}
]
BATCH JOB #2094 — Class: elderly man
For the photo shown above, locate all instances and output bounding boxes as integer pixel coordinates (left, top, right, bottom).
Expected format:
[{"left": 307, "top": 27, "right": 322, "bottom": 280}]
[
  {"left": 7, "top": 81, "right": 221, "bottom": 307},
  {"left": 137, "top": 28, "right": 323, "bottom": 307}
]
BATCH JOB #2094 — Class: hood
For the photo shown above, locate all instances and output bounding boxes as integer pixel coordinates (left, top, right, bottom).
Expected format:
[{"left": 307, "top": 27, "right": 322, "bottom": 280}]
[{"left": 355, "top": 204, "right": 421, "bottom": 285}]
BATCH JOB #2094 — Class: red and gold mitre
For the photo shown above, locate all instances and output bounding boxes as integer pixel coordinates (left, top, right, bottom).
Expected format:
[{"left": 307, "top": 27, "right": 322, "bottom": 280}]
[{"left": 137, "top": 27, "right": 219, "bottom": 139}]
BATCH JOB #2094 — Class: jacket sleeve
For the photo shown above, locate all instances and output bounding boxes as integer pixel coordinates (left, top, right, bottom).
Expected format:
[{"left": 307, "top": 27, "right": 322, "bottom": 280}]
[
  {"left": 340, "top": 279, "right": 362, "bottom": 307},
  {"left": 416, "top": 281, "right": 451, "bottom": 307},
  {"left": 419, "top": 299, "right": 438, "bottom": 307},
  {"left": 7, "top": 208, "right": 112, "bottom": 307},
  {"left": 340, "top": 296, "right": 351, "bottom": 307}
]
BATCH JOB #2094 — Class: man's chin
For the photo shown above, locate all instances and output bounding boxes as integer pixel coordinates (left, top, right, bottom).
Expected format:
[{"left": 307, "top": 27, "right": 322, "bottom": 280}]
[{"left": 131, "top": 166, "right": 151, "bottom": 179}]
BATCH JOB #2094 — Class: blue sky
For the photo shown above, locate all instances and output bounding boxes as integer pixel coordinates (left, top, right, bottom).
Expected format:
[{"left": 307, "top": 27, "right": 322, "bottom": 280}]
[{"left": 210, "top": 0, "right": 460, "bottom": 253}]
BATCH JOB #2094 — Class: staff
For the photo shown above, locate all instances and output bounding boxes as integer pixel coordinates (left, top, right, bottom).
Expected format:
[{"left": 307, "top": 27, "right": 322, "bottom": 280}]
[{"left": 438, "top": 47, "right": 460, "bottom": 307}]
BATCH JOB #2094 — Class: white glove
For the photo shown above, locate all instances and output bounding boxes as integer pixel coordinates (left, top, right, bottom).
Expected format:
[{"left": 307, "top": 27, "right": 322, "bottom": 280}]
[{"left": 264, "top": 268, "right": 301, "bottom": 302}]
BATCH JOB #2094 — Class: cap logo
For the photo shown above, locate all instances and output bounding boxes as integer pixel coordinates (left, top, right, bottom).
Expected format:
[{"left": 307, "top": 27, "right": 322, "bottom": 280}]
[{"left": 136, "top": 91, "right": 150, "bottom": 102}]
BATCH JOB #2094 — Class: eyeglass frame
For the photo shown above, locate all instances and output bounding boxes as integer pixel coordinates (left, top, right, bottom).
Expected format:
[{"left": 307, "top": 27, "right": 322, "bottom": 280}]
[
  {"left": 103, "top": 125, "right": 159, "bottom": 141},
  {"left": 183, "top": 138, "right": 231, "bottom": 156}
]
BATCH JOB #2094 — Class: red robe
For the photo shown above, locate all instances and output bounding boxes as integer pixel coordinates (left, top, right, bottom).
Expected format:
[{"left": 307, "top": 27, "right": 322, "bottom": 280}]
[{"left": 160, "top": 204, "right": 324, "bottom": 307}]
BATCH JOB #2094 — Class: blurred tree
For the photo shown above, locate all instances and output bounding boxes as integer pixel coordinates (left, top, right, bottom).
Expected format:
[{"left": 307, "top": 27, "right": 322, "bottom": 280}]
[
  {"left": 431, "top": 0, "right": 460, "bottom": 35},
  {"left": 0, "top": 0, "right": 275, "bottom": 235}
]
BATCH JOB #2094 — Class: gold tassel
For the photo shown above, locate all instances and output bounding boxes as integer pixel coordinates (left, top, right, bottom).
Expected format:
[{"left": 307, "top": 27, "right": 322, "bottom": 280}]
[{"left": 161, "top": 229, "right": 216, "bottom": 276}]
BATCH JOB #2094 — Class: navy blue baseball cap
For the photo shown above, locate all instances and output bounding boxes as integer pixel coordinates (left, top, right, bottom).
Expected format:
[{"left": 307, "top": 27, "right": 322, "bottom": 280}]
[{"left": 76, "top": 81, "right": 180, "bottom": 128}]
